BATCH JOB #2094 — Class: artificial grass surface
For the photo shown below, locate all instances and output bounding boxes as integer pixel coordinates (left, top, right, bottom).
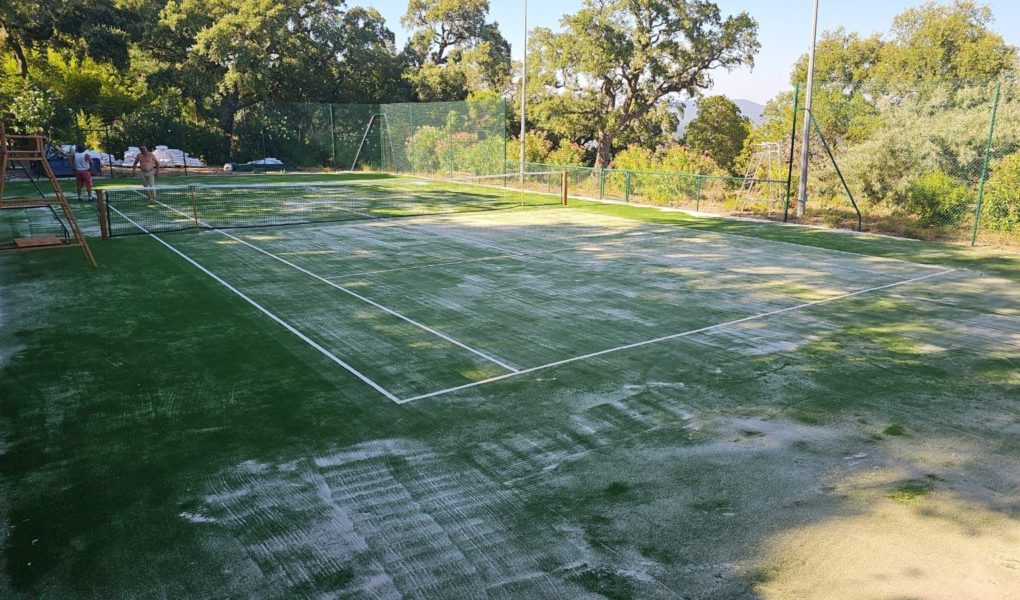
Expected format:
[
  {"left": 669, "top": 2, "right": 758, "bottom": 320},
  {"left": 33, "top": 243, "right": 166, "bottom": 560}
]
[{"left": 1, "top": 174, "right": 1018, "bottom": 598}]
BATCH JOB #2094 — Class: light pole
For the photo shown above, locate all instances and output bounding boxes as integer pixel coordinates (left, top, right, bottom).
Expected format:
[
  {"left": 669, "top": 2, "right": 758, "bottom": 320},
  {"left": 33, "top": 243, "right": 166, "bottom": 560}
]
[
  {"left": 519, "top": 0, "right": 528, "bottom": 176},
  {"left": 797, "top": 0, "right": 820, "bottom": 218}
]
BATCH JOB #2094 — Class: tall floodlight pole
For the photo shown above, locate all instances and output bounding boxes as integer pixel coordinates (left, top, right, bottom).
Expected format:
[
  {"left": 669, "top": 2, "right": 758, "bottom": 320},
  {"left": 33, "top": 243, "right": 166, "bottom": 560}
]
[
  {"left": 797, "top": 0, "right": 820, "bottom": 217},
  {"left": 519, "top": 0, "right": 528, "bottom": 175}
]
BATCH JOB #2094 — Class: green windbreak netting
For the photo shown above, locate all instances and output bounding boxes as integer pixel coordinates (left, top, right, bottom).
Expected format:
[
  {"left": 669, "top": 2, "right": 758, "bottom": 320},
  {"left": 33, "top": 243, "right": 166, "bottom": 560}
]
[{"left": 232, "top": 98, "right": 506, "bottom": 175}]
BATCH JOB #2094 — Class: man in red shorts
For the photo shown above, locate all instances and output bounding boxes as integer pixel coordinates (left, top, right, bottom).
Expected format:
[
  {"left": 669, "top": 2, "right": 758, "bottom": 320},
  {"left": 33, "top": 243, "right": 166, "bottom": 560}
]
[{"left": 65, "top": 144, "right": 99, "bottom": 201}]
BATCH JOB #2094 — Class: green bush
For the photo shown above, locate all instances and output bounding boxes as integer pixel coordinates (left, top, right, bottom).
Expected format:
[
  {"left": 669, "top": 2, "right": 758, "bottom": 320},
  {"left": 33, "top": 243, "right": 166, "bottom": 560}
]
[
  {"left": 506, "top": 132, "right": 553, "bottom": 164},
  {"left": 405, "top": 126, "right": 445, "bottom": 173},
  {"left": 452, "top": 135, "right": 504, "bottom": 174},
  {"left": 983, "top": 153, "right": 1020, "bottom": 232},
  {"left": 905, "top": 171, "right": 973, "bottom": 227},
  {"left": 605, "top": 145, "right": 725, "bottom": 205},
  {"left": 546, "top": 142, "right": 585, "bottom": 166}
]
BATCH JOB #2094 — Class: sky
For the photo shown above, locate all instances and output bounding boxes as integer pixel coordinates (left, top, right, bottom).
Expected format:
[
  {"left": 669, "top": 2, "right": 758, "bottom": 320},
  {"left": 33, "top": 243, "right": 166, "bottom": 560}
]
[{"left": 367, "top": 0, "right": 1020, "bottom": 104}]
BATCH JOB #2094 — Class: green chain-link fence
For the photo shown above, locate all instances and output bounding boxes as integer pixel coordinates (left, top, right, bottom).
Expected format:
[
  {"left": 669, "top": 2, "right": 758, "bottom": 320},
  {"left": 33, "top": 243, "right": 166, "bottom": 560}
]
[
  {"left": 792, "top": 78, "right": 1018, "bottom": 246},
  {"left": 232, "top": 98, "right": 507, "bottom": 175}
]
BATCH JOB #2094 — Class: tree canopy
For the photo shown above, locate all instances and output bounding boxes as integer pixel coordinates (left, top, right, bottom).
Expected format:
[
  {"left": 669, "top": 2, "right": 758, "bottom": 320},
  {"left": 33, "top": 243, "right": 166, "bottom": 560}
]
[
  {"left": 401, "top": 0, "right": 511, "bottom": 101},
  {"left": 684, "top": 96, "right": 750, "bottom": 174},
  {"left": 526, "top": 0, "right": 759, "bottom": 167}
]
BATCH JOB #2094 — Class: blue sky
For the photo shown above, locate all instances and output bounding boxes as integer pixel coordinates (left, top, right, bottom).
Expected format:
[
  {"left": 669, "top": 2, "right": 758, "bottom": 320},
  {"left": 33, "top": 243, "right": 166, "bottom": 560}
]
[{"left": 367, "top": 0, "right": 1020, "bottom": 103}]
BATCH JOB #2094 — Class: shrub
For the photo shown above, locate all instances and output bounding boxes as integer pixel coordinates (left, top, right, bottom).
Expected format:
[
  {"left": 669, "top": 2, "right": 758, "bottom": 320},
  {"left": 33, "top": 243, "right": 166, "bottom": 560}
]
[
  {"left": 506, "top": 132, "right": 553, "bottom": 164},
  {"left": 983, "top": 152, "right": 1020, "bottom": 232},
  {"left": 546, "top": 142, "right": 585, "bottom": 166},
  {"left": 905, "top": 171, "right": 973, "bottom": 227},
  {"left": 405, "top": 126, "right": 445, "bottom": 173}
]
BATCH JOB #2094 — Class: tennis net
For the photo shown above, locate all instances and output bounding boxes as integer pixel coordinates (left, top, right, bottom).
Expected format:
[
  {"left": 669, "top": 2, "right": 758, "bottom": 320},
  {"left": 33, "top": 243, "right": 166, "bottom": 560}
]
[{"left": 99, "top": 172, "right": 567, "bottom": 237}]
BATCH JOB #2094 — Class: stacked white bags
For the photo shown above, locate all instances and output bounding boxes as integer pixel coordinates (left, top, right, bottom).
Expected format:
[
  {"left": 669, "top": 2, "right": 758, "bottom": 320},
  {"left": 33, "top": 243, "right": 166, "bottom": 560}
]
[{"left": 123, "top": 145, "right": 203, "bottom": 168}]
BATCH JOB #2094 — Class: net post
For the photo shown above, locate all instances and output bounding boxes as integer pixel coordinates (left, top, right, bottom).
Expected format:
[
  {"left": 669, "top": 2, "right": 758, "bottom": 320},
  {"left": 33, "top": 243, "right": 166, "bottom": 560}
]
[
  {"left": 561, "top": 170, "right": 568, "bottom": 205},
  {"left": 96, "top": 189, "right": 109, "bottom": 240},
  {"left": 189, "top": 187, "right": 200, "bottom": 231}
]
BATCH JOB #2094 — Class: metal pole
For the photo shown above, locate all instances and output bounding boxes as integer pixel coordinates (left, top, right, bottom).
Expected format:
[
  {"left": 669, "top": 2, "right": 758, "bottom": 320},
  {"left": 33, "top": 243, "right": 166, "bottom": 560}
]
[
  {"left": 519, "top": 0, "right": 528, "bottom": 177},
  {"left": 783, "top": 83, "right": 800, "bottom": 221},
  {"left": 796, "top": 0, "right": 820, "bottom": 218},
  {"left": 329, "top": 104, "right": 336, "bottom": 169}
]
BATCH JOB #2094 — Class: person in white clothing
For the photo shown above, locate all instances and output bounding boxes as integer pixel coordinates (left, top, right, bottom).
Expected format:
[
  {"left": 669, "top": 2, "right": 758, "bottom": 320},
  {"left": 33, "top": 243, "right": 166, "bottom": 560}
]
[{"left": 64, "top": 144, "right": 99, "bottom": 201}]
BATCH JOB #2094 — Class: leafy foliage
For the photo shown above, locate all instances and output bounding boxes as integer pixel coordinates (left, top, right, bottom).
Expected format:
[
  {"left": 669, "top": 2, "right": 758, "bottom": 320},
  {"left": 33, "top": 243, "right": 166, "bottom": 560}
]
[
  {"left": 906, "top": 171, "right": 973, "bottom": 227},
  {"left": 684, "top": 96, "right": 750, "bottom": 173},
  {"left": 401, "top": 0, "right": 510, "bottom": 101},
  {"left": 984, "top": 152, "right": 1020, "bottom": 232},
  {"left": 527, "top": 0, "right": 759, "bottom": 167},
  {"left": 5, "top": 84, "right": 57, "bottom": 133}
]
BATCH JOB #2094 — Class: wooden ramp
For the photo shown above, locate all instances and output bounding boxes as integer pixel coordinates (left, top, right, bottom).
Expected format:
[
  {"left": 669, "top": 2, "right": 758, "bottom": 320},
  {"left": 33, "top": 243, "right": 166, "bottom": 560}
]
[{"left": 0, "top": 123, "right": 96, "bottom": 266}]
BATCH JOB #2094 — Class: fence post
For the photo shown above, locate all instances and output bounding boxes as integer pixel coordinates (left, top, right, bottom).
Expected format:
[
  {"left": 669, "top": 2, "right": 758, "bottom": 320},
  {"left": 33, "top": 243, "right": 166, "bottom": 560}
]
[
  {"left": 695, "top": 176, "right": 703, "bottom": 211},
  {"left": 561, "top": 171, "right": 568, "bottom": 205},
  {"left": 971, "top": 80, "right": 1002, "bottom": 247},
  {"left": 625, "top": 171, "right": 631, "bottom": 203}
]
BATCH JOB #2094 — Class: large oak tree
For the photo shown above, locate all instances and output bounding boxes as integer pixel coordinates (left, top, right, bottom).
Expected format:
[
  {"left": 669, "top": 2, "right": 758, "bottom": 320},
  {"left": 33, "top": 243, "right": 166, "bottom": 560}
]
[{"left": 527, "top": 0, "right": 759, "bottom": 168}]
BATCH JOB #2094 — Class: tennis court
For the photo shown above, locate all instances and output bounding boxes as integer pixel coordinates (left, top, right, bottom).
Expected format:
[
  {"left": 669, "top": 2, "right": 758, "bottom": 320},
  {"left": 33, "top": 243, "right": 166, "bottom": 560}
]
[
  {"left": 3, "top": 173, "right": 1019, "bottom": 598},
  {"left": 100, "top": 176, "right": 955, "bottom": 404}
]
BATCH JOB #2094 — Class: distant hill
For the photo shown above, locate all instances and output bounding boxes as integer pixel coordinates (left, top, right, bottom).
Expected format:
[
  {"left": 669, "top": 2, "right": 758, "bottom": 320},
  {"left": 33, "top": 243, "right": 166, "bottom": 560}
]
[{"left": 675, "top": 98, "right": 766, "bottom": 135}]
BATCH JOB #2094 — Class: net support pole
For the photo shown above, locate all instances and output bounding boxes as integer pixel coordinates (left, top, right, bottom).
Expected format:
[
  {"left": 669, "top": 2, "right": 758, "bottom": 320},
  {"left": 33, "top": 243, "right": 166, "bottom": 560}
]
[
  {"left": 783, "top": 83, "right": 800, "bottom": 222},
  {"left": 329, "top": 105, "right": 336, "bottom": 169},
  {"left": 96, "top": 190, "right": 109, "bottom": 240},
  {"left": 189, "top": 187, "right": 200, "bottom": 231},
  {"left": 970, "top": 80, "right": 1001, "bottom": 247},
  {"left": 796, "top": 0, "right": 820, "bottom": 218}
]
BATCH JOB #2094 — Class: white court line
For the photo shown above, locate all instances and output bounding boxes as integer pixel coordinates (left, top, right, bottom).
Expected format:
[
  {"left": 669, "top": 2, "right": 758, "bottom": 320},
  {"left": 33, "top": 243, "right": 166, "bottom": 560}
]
[
  {"left": 108, "top": 205, "right": 402, "bottom": 403},
  {"left": 398, "top": 268, "right": 957, "bottom": 403},
  {"left": 149, "top": 199, "right": 521, "bottom": 374},
  {"left": 324, "top": 254, "right": 519, "bottom": 280}
]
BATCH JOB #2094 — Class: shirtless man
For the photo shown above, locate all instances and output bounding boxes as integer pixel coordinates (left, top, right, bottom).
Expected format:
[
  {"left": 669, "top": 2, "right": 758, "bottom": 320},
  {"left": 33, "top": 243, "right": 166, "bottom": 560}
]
[{"left": 131, "top": 146, "right": 161, "bottom": 202}]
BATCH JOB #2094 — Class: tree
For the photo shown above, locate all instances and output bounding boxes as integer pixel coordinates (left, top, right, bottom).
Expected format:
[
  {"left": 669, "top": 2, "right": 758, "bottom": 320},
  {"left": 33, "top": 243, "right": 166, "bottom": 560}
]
[
  {"left": 876, "top": 0, "right": 1017, "bottom": 85},
  {"left": 527, "top": 0, "right": 758, "bottom": 168},
  {"left": 0, "top": 0, "right": 133, "bottom": 78},
  {"left": 153, "top": 0, "right": 405, "bottom": 155},
  {"left": 788, "top": 29, "right": 884, "bottom": 144},
  {"left": 401, "top": 0, "right": 511, "bottom": 101},
  {"left": 684, "top": 96, "right": 749, "bottom": 173}
]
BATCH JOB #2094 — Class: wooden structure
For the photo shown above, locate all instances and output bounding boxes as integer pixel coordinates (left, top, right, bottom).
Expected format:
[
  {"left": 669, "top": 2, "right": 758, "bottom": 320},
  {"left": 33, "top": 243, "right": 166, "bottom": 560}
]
[{"left": 0, "top": 123, "right": 96, "bottom": 266}]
